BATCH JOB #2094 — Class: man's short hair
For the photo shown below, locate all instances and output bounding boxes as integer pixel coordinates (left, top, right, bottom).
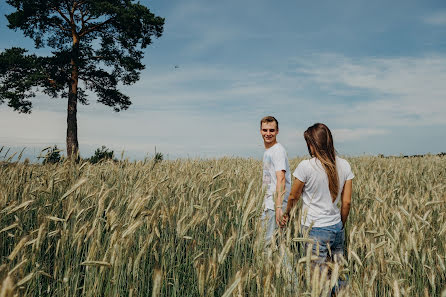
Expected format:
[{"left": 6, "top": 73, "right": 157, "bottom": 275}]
[{"left": 260, "top": 116, "right": 279, "bottom": 130}]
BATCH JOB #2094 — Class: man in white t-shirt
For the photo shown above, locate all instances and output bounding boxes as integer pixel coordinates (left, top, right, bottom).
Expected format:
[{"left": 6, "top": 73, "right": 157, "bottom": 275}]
[{"left": 260, "top": 116, "right": 291, "bottom": 244}]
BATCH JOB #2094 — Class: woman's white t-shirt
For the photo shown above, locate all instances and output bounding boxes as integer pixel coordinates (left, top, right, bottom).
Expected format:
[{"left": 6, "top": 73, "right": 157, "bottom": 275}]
[{"left": 293, "top": 156, "right": 354, "bottom": 227}]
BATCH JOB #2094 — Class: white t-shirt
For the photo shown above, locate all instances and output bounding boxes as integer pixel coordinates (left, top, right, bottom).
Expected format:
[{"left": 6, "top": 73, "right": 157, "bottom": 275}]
[
  {"left": 262, "top": 143, "right": 291, "bottom": 210},
  {"left": 293, "top": 156, "right": 354, "bottom": 227}
]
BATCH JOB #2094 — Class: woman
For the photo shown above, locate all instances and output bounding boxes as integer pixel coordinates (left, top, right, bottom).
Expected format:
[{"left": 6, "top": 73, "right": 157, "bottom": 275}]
[{"left": 281, "top": 123, "right": 354, "bottom": 291}]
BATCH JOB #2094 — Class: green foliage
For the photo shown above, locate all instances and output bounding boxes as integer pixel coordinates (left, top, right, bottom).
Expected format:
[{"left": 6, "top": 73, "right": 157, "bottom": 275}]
[
  {"left": 39, "top": 145, "right": 62, "bottom": 164},
  {"left": 154, "top": 152, "right": 164, "bottom": 163},
  {"left": 1, "top": 0, "right": 164, "bottom": 156},
  {"left": 0, "top": 48, "right": 45, "bottom": 113},
  {"left": 1, "top": 0, "right": 164, "bottom": 111},
  {"left": 88, "top": 145, "right": 115, "bottom": 164},
  {"left": 149, "top": 151, "right": 164, "bottom": 170}
]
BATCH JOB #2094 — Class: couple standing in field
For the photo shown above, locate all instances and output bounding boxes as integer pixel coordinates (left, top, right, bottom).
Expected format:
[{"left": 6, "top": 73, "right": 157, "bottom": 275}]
[{"left": 260, "top": 116, "right": 354, "bottom": 293}]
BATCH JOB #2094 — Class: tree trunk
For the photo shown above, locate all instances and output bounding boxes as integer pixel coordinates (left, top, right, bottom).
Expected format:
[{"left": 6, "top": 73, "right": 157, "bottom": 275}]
[
  {"left": 66, "top": 77, "right": 78, "bottom": 159},
  {"left": 67, "top": 40, "right": 80, "bottom": 159}
]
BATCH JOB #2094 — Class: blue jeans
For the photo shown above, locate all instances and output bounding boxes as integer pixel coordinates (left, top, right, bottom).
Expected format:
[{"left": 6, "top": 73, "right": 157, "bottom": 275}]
[
  {"left": 261, "top": 208, "right": 298, "bottom": 291},
  {"left": 261, "top": 209, "right": 279, "bottom": 246},
  {"left": 302, "top": 221, "right": 344, "bottom": 263},
  {"left": 302, "top": 221, "right": 347, "bottom": 292}
]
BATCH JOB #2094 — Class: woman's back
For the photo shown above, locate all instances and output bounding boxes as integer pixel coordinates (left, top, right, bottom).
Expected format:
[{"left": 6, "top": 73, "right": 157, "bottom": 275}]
[
  {"left": 283, "top": 123, "right": 354, "bottom": 294},
  {"left": 293, "top": 156, "right": 354, "bottom": 227}
]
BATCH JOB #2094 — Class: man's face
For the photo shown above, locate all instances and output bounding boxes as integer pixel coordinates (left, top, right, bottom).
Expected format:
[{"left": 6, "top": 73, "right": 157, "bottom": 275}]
[{"left": 260, "top": 121, "right": 279, "bottom": 145}]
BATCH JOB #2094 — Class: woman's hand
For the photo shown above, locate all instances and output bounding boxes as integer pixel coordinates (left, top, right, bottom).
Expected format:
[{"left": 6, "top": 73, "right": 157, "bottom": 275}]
[{"left": 275, "top": 208, "right": 284, "bottom": 227}]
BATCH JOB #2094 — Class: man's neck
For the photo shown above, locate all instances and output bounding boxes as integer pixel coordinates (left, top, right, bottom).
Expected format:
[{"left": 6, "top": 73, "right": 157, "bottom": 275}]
[{"left": 264, "top": 141, "right": 277, "bottom": 149}]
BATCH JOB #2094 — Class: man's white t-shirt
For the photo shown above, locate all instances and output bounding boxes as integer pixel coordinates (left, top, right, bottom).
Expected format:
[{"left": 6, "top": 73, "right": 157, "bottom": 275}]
[
  {"left": 293, "top": 156, "right": 354, "bottom": 227},
  {"left": 262, "top": 143, "right": 291, "bottom": 211}
]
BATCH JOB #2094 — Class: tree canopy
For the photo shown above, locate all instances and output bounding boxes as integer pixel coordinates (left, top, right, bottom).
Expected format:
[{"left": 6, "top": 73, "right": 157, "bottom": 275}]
[{"left": 0, "top": 0, "right": 164, "bottom": 157}]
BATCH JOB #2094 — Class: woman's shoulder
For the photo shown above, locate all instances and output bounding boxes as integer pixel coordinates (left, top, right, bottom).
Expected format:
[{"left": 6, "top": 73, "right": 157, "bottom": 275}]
[
  {"left": 298, "top": 157, "right": 313, "bottom": 165},
  {"left": 294, "top": 158, "right": 312, "bottom": 180},
  {"left": 336, "top": 156, "right": 354, "bottom": 179},
  {"left": 297, "top": 157, "right": 318, "bottom": 170},
  {"left": 336, "top": 156, "right": 351, "bottom": 167}
]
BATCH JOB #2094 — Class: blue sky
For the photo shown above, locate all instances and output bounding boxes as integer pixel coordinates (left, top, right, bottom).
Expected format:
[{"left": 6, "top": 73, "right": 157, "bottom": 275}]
[{"left": 1, "top": 0, "right": 446, "bottom": 160}]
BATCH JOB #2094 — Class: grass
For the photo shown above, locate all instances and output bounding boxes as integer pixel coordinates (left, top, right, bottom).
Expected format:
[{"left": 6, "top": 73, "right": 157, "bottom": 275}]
[{"left": 0, "top": 155, "right": 445, "bottom": 296}]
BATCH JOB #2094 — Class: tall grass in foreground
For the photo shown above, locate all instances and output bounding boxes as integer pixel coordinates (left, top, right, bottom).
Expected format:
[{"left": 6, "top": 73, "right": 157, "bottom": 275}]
[{"left": 0, "top": 156, "right": 445, "bottom": 296}]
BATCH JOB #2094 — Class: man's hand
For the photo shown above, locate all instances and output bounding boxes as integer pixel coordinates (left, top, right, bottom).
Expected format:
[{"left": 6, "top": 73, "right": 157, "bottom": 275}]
[
  {"left": 281, "top": 213, "right": 289, "bottom": 226},
  {"left": 276, "top": 207, "right": 285, "bottom": 227}
]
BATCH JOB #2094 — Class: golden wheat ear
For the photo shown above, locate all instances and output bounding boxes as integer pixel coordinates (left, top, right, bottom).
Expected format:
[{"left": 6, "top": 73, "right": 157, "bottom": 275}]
[{"left": 0, "top": 276, "right": 15, "bottom": 297}]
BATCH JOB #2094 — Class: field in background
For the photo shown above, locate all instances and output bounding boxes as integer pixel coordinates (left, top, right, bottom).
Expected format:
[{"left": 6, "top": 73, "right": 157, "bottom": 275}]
[{"left": 0, "top": 156, "right": 445, "bottom": 296}]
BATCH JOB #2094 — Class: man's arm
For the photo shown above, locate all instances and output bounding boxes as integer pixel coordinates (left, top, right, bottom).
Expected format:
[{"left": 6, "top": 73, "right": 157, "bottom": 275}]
[
  {"left": 341, "top": 179, "right": 353, "bottom": 227},
  {"left": 274, "top": 170, "right": 286, "bottom": 226}
]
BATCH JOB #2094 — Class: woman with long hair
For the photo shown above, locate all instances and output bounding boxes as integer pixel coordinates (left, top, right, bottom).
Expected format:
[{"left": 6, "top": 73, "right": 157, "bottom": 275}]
[{"left": 281, "top": 123, "right": 354, "bottom": 293}]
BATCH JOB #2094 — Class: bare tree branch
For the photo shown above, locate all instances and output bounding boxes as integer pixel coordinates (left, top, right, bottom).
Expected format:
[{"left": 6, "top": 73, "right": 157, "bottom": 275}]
[
  {"left": 53, "top": 6, "right": 71, "bottom": 24},
  {"left": 80, "top": 6, "right": 86, "bottom": 31},
  {"left": 71, "top": 1, "right": 77, "bottom": 15},
  {"left": 79, "top": 18, "right": 114, "bottom": 37},
  {"left": 78, "top": 2, "right": 89, "bottom": 32},
  {"left": 57, "top": 23, "right": 71, "bottom": 33}
]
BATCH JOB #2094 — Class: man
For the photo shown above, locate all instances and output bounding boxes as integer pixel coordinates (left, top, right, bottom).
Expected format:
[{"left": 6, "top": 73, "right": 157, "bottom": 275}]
[{"left": 260, "top": 116, "right": 291, "bottom": 245}]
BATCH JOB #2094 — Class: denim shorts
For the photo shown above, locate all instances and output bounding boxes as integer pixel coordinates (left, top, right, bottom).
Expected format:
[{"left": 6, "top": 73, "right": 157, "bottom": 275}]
[{"left": 302, "top": 221, "right": 345, "bottom": 264}]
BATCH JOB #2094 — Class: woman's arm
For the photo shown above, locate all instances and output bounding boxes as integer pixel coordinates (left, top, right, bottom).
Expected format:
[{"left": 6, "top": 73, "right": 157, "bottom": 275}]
[
  {"left": 341, "top": 179, "right": 353, "bottom": 226},
  {"left": 280, "top": 177, "right": 305, "bottom": 226}
]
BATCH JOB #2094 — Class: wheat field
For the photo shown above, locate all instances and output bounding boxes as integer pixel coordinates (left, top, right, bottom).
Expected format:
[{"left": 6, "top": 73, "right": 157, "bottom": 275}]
[{"left": 0, "top": 156, "right": 445, "bottom": 296}]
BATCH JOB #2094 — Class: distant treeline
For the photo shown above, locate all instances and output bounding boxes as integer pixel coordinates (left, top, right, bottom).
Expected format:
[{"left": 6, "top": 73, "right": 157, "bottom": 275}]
[
  {"left": 0, "top": 145, "right": 164, "bottom": 165},
  {"left": 377, "top": 152, "right": 446, "bottom": 158}
]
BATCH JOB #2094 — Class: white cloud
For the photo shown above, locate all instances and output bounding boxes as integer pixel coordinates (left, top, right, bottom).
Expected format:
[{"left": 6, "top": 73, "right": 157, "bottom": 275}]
[
  {"left": 2, "top": 52, "right": 446, "bottom": 158},
  {"left": 332, "top": 128, "right": 389, "bottom": 142},
  {"left": 0, "top": 109, "right": 66, "bottom": 145},
  {"left": 136, "top": 53, "right": 446, "bottom": 129},
  {"left": 0, "top": 106, "right": 262, "bottom": 158},
  {"left": 423, "top": 12, "right": 446, "bottom": 25},
  {"left": 294, "top": 53, "right": 446, "bottom": 127},
  {"left": 121, "top": 64, "right": 305, "bottom": 114}
]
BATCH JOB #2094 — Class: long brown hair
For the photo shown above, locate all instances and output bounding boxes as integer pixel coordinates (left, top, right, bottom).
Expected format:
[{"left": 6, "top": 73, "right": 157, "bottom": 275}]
[{"left": 304, "top": 123, "right": 339, "bottom": 202}]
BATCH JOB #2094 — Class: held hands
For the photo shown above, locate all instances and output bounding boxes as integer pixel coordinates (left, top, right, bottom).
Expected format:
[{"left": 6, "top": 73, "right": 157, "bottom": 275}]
[
  {"left": 275, "top": 207, "right": 289, "bottom": 227},
  {"left": 281, "top": 213, "right": 289, "bottom": 226}
]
